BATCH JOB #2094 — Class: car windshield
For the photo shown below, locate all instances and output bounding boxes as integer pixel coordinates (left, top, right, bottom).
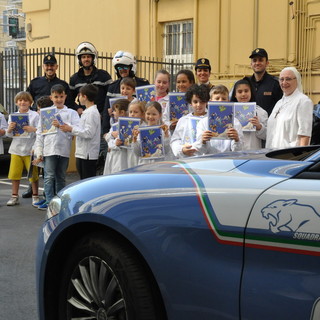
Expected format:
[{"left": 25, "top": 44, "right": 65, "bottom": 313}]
[{"left": 266, "top": 146, "right": 320, "bottom": 161}]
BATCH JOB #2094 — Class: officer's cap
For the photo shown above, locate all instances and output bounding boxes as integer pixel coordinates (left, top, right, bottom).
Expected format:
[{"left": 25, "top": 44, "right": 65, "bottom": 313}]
[
  {"left": 43, "top": 54, "right": 57, "bottom": 65},
  {"left": 195, "top": 58, "right": 211, "bottom": 71},
  {"left": 249, "top": 48, "right": 268, "bottom": 60}
]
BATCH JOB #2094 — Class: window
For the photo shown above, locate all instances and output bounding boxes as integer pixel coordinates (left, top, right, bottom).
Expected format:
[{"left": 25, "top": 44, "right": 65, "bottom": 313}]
[{"left": 164, "top": 20, "right": 193, "bottom": 63}]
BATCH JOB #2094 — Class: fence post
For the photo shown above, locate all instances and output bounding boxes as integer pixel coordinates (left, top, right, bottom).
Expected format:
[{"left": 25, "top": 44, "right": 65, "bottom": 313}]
[
  {"left": 0, "top": 52, "right": 3, "bottom": 105},
  {"left": 170, "top": 59, "right": 174, "bottom": 91}
]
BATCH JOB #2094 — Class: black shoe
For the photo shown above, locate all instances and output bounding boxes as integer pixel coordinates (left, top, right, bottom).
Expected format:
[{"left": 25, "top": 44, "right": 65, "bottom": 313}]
[{"left": 22, "top": 185, "right": 32, "bottom": 198}]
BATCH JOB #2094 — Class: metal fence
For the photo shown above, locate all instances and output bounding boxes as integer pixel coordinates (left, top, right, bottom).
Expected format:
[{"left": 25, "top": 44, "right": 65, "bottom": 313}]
[{"left": 0, "top": 48, "right": 195, "bottom": 114}]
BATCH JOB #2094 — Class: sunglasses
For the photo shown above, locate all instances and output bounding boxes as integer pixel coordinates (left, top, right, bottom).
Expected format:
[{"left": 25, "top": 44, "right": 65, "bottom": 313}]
[{"left": 117, "top": 66, "right": 129, "bottom": 71}]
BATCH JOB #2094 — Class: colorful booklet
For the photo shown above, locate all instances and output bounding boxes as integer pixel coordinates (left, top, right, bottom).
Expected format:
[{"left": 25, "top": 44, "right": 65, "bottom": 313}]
[
  {"left": 136, "top": 85, "right": 156, "bottom": 102},
  {"left": 109, "top": 96, "right": 128, "bottom": 109},
  {"left": 207, "top": 102, "right": 234, "bottom": 139},
  {"left": 139, "top": 125, "right": 164, "bottom": 159},
  {"left": 182, "top": 116, "right": 202, "bottom": 145},
  {"left": 10, "top": 113, "right": 30, "bottom": 138},
  {"left": 234, "top": 102, "right": 256, "bottom": 131},
  {"left": 118, "top": 117, "right": 140, "bottom": 148},
  {"left": 40, "top": 106, "right": 57, "bottom": 135},
  {"left": 169, "top": 92, "right": 189, "bottom": 122}
]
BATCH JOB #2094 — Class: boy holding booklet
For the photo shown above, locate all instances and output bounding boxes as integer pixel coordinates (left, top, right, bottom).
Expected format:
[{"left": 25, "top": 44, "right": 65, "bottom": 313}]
[
  {"left": 33, "top": 84, "right": 79, "bottom": 210},
  {"left": 6, "top": 91, "right": 39, "bottom": 206},
  {"left": 60, "top": 84, "right": 101, "bottom": 179}
]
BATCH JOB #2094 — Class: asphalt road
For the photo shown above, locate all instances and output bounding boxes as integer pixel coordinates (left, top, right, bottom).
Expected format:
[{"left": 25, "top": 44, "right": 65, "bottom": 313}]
[{"left": 0, "top": 157, "right": 78, "bottom": 320}]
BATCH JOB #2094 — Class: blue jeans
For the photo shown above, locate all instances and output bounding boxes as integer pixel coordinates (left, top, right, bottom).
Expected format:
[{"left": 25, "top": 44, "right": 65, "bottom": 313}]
[{"left": 44, "top": 155, "right": 69, "bottom": 203}]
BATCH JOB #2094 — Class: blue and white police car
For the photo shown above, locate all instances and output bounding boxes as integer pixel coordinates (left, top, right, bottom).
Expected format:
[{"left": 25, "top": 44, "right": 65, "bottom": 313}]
[{"left": 36, "top": 146, "right": 320, "bottom": 320}]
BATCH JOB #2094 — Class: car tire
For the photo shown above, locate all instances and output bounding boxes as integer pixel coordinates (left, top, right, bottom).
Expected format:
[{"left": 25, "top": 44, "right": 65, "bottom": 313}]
[{"left": 58, "top": 233, "right": 166, "bottom": 320}]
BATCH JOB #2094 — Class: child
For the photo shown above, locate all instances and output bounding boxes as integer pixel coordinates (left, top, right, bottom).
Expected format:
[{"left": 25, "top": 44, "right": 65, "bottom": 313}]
[
  {"left": 60, "top": 84, "right": 101, "bottom": 179},
  {"left": 33, "top": 84, "right": 80, "bottom": 210},
  {"left": 154, "top": 69, "right": 171, "bottom": 125},
  {"left": 0, "top": 111, "right": 8, "bottom": 156},
  {"left": 103, "top": 99, "right": 130, "bottom": 174},
  {"left": 6, "top": 91, "right": 39, "bottom": 206},
  {"left": 120, "top": 77, "right": 137, "bottom": 102},
  {"left": 127, "top": 100, "right": 146, "bottom": 168},
  {"left": 195, "top": 85, "right": 244, "bottom": 154},
  {"left": 133, "top": 101, "right": 174, "bottom": 164},
  {"left": 31, "top": 95, "right": 54, "bottom": 207},
  {"left": 175, "top": 69, "right": 195, "bottom": 93},
  {"left": 171, "top": 84, "right": 209, "bottom": 158},
  {"left": 209, "top": 85, "right": 229, "bottom": 102},
  {"left": 230, "top": 77, "right": 267, "bottom": 150},
  {"left": 36, "top": 95, "right": 53, "bottom": 112}
]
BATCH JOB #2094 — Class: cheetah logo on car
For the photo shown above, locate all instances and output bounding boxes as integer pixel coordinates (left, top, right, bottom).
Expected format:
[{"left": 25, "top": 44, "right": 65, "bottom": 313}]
[{"left": 261, "top": 199, "right": 320, "bottom": 234}]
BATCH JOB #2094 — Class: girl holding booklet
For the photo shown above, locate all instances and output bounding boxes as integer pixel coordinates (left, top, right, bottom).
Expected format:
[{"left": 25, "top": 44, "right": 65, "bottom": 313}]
[
  {"left": 170, "top": 84, "right": 209, "bottom": 158},
  {"left": 132, "top": 101, "right": 174, "bottom": 164},
  {"left": 6, "top": 91, "right": 40, "bottom": 206},
  {"left": 154, "top": 70, "right": 171, "bottom": 126},
  {"left": 127, "top": 100, "right": 147, "bottom": 168},
  {"left": 230, "top": 77, "right": 268, "bottom": 150}
]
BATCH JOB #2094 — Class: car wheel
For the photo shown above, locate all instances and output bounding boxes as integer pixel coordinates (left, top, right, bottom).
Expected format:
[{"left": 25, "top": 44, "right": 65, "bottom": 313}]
[{"left": 58, "top": 233, "right": 165, "bottom": 320}]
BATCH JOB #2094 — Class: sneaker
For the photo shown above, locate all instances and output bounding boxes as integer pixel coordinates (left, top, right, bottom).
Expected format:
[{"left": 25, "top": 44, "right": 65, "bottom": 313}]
[
  {"left": 7, "top": 195, "right": 19, "bottom": 206},
  {"left": 32, "top": 196, "right": 40, "bottom": 207},
  {"left": 38, "top": 202, "right": 48, "bottom": 211},
  {"left": 33, "top": 199, "right": 46, "bottom": 207}
]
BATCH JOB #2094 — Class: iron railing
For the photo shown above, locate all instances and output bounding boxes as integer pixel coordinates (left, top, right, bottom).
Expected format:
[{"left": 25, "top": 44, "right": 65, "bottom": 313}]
[{"left": 0, "top": 48, "right": 195, "bottom": 114}]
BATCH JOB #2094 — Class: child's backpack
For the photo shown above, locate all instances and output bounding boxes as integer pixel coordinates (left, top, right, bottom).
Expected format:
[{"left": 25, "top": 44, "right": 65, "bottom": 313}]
[{"left": 311, "top": 103, "right": 320, "bottom": 145}]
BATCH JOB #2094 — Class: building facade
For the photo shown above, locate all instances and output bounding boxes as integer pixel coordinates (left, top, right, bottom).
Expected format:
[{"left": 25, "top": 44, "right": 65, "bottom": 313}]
[{"left": 20, "top": 0, "right": 320, "bottom": 103}]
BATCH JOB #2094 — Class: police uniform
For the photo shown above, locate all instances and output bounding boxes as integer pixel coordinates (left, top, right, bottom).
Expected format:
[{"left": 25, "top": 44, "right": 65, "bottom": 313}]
[
  {"left": 69, "top": 66, "right": 112, "bottom": 114},
  {"left": 27, "top": 55, "right": 73, "bottom": 110},
  {"left": 102, "top": 76, "right": 149, "bottom": 134},
  {"left": 249, "top": 48, "right": 283, "bottom": 116}
]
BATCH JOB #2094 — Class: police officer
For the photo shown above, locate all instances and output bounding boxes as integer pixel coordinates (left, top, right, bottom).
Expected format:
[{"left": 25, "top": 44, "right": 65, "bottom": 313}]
[
  {"left": 195, "top": 58, "right": 213, "bottom": 90},
  {"left": 249, "top": 48, "right": 283, "bottom": 116},
  {"left": 27, "top": 54, "right": 72, "bottom": 110},
  {"left": 102, "top": 51, "right": 149, "bottom": 134},
  {"left": 69, "top": 42, "right": 112, "bottom": 115},
  {"left": 23, "top": 54, "right": 72, "bottom": 199}
]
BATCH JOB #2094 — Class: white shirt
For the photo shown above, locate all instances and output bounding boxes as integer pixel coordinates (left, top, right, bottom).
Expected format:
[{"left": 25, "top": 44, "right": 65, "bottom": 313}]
[
  {"left": 195, "top": 117, "right": 243, "bottom": 154},
  {"left": 0, "top": 113, "right": 8, "bottom": 154},
  {"left": 170, "top": 112, "right": 207, "bottom": 158},
  {"left": 6, "top": 109, "right": 39, "bottom": 156},
  {"left": 242, "top": 105, "right": 268, "bottom": 150},
  {"left": 72, "top": 105, "right": 101, "bottom": 160},
  {"left": 34, "top": 106, "right": 80, "bottom": 158},
  {"left": 103, "top": 123, "right": 128, "bottom": 174},
  {"left": 266, "top": 89, "right": 313, "bottom": 149}
]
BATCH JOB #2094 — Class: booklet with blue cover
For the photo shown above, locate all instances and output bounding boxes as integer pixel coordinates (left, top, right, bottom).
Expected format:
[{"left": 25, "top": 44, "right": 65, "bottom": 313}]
[
  {"left": 182, "top": 116, "right": 202, "bottom": 145},
  {"left": 169, "top": 92, "right": 189, "bottom": 122},
  {"left": 10, "top": 113, "right": 30, "bottom": 138},
  {"left": 234, "top": 102, "right": 256, "bottom": 131},
  {"left": 118, "top": 117, "right": 141, "bottom": 148},
  {"left": 136, "top": 85, "right": 156, "bottom": 102},
  {"left": 40, "top": 106, "right": 58, "bottom": 135},
  {"left": 139, "top": 125, "right": 164, "bottom": 159},
  {"left": 207, "top": 102, "right": 234, "bottom": 139}
]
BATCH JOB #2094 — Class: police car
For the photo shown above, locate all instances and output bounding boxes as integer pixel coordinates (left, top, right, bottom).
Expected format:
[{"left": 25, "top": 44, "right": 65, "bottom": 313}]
[{"left": 36, "top": 145, "right": 320, "bottom": 320}]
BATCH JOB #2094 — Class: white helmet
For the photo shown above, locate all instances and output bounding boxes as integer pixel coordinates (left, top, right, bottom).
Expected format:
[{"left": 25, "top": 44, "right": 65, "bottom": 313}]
[
  {"left": 112, "top": 51, "right": 137, "bottom": 75},
  {"left": 75, "top": 42, "right": 98, "bottom": 66}
]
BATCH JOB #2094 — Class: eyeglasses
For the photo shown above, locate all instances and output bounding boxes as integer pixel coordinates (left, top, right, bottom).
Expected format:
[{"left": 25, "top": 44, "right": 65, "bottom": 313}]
[
  {"left": 279, "top": 77, "right": 296, "bottom": 82},
  {"left": 117, "top": 66, "right": 129, "bottom": 71}
]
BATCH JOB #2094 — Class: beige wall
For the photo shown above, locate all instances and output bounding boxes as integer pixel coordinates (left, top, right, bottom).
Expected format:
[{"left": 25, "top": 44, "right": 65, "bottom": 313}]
[{"left": 23, "top": 0, "right": 320, "bottom": 103}]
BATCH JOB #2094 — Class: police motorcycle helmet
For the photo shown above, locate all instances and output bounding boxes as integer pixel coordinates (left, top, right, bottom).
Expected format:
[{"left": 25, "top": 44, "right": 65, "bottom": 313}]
[
  {"left": 76, "top": 42, "right": 98, "bottom": 67},
  {"left": 112, "top": 51, "right": 137, "bottom": 78}
]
